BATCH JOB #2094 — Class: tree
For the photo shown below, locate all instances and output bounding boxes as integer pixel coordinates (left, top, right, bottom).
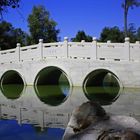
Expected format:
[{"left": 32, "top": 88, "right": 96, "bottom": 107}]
[
  {"left": 127, "top": 23, "right": 137, "bottom": 42},
  {"left": 136, "top": 27, "right": 140, "bottom": 40},
  {"left": 0, "top": 21, "right": 27, "bottom": 50},
  {"left": 28, "top": 5, "right": 59, "bottom": 44},
  {"left": 100, "top": 26, "right": 124, "bottom": 42},
  {"left": 71, "top": 30, "right": 92, "bottom": 42},
  {"left": 0, "top": 0, "right": 20, "bottom": 18},
  {"left": 122, "top": 0, "right": 140, "bottom": 37}
]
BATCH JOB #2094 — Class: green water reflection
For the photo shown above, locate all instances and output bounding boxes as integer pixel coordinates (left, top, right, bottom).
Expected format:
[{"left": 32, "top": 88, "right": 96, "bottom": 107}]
[
  {"left": 84, "top": 86, "right": 120, "bottom": 105},
  {"left": 0, "top": 84, "right": 24, "bottom": 99},
  {"left": 35, "top": 85, "right": 70, "bottom": 106},
  {"left": 0, "top": 84, "right": 121, "bottom": 106}
]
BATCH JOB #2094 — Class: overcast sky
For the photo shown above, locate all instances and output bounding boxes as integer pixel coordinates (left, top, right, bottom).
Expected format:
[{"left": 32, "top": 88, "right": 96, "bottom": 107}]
[{"left": 3, "top": 0, "right": 140, "bottom": 40}]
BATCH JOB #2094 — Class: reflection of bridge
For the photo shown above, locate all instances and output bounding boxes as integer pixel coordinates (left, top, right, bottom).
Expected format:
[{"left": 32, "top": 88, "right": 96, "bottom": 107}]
[
  {"left": 0, "top": 104, "right": 70, "bottom": 130},
  {"left": 0, "top": 37, "right": 140, "bottom": 88},
  {"left": 0, "top": 86, "right": 72, "bottom": 130},
  {"left": 0, "top": 86, "right": 140, "bottom": 129}
]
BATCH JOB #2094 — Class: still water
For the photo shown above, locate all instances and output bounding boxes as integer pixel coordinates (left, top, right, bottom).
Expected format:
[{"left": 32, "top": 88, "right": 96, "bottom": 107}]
[{"left": 0, "top": 84, "right": 140, "bottom": 140}]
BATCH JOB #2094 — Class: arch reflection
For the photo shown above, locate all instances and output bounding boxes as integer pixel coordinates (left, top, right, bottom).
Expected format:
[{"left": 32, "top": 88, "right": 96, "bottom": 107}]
[
  {"left": 83, "top": 69, "right": 122, "bottom": 105},
  {"left": 34, "top": 85, "right": 71, "bottom": 106},
  {"left": 34, "top": 66, "right": 71, "bottom": 106},
  {"left": 0, "top": 70, "right": 25, "bottom": 99}
]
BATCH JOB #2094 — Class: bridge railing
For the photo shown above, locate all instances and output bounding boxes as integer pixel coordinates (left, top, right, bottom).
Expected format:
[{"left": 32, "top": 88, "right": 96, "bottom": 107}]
[
  {"left": 130, "top": 41, "right": 140, "bottom": 62},
  {"left": 68, "top": 41, "right": 97, "bottom": 59},
  {"left": 0, "top": 37, "right": 140, "bottom": 64},
  {"left": 96, "top": 42, "right": 129, "bottom": 61},
  {"left": 43, "top": 42, "right": 66, "bottom": 58},
  {"left": 0, "top": 47, "right": 19, "bottom": 63},
  {"left": 20, "top": 44, "right": 40, "bottom": 61}
]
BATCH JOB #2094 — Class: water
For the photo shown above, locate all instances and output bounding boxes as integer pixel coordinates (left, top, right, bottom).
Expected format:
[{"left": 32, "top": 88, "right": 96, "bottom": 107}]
[{"left": 0, "top": 84, "right": 140, "bottom": 140}]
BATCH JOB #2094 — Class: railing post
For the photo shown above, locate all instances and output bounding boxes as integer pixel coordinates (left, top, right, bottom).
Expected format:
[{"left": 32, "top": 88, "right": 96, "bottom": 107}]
[
  {"left": 107, "top": 40, "right": 111, "bottom": 43},
  {"left": 92, "top": 37, "right": 97, "bottom": 59},
  {"left": 39, "top": 39, "right": 43, "bottom": 59},
  {"left": 64, "top": 37, "right": 68, "bottom": 58},
  {"left": 135, "top": 41, "right": 140, "bottom": 44},
  {"left": 124, "top": 37, "right": 130, "bottom": 61},
  {"left": 16, "top": 43, "right": 21, "bottom": 62}
]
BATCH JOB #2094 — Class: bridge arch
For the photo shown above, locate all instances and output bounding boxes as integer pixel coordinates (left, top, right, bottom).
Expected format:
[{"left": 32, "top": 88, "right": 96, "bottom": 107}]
[
  {"left": 0, "top": 70, "right": 25, "bottom": 99},
  {"left": 34, "top": 66, "right": 72, "bottom": 106},
  {"left": 83, "top": 68, "right": 123, "bottom": 105},
  {"left": 34, "top": 66, "right": 72, "bottom": 86}
]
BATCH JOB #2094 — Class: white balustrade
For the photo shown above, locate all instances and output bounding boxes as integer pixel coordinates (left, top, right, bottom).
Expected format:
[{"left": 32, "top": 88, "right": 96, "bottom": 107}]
[{"left": 0, "top": 37, "right": 140, "bottom": 64}]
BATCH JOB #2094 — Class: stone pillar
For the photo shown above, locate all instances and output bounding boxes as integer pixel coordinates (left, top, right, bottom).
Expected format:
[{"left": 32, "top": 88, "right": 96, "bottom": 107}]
[
  {"left": 124, "top": 37, "right": 130, "bottom": 61},
  {"left": 16, "top": 43, "right": 21, "bottom": 62},
  {"left": 64, "top": 37, "right": 68, "bottom": 58},
  {"left": 39, "top": 39, "right": 43, "bottom": 59},
  {"left": 107, "top": 40, "right": 111, "bottom": 43},
  {"left": 92, "top": 37, "right": 97, "bottom": 59},
  {"left": 135, "top": 41, "right": 140, "bottom": 44},
  {"left": 81, "top": 40, "right": 85, "bottom": 43}
]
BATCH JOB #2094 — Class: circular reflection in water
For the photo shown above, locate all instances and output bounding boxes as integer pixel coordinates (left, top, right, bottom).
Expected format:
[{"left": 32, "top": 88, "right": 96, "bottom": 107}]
[
  {"left": 0, "top": 85, "right": 24, "bottom": 99},
  {"left": 35, "top": 85, "right": 70, "bottom": 106},
  {"left": 34, "top": 67, "right": 71, "bottom": 106},
  {"left": 83, "top": 69, "right": 122, "bottom": 105},
  {"left": 0, "top": 70, "right": 25, "bottom": 99}
]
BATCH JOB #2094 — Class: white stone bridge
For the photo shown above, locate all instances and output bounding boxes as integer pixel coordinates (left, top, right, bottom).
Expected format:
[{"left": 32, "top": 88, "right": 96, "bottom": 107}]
[{"left": 0, "top": 37, "right": 140, "bottom": 90}]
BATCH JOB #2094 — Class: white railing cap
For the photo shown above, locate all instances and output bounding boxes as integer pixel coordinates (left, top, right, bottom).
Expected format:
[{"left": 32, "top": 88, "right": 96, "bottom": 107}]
[
  {"left": 107, "top": 40, "right": 111, "bottom": 43},
  {"left": 81, "top": 40, "right": 85, "bottom": 43},
  {"left": 125, "top": 37, "right": 130, "bottom": 42},
  {"left": 64, "top": 37, "right": 68, "bottom": 41},
  {"left": 39, "top": 39, "right": 43, "bottom": 43},
  {"left": 135, "top": 41, "right": 140, "bottom": 44},
  {"left": 16, "top": 43, "right": 21, "bottom": 47},
  {"left": 92, "top": 37, "right": 97, "bottom": 41}
]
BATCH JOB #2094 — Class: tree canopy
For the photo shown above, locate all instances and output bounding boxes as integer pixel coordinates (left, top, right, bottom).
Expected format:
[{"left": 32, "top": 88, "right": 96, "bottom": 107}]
[
  {"left": 99, "top": 25, "right": 140, "bottom": 43},
  {"left": 0, "top": 0, "right": 20, "bottom": 17},
  {"left": 122, "top": 0, "right": 140, "bottom": 37},
  {"left": 28, "top": 5, "right": 59, "bottom": 44},
  {"left": 71, "top": 30, "right": 92, "bottom": 42},
  {"left": 100, "top": 26, "right": 124, "bottom": 42},
  {"left": 0, "top": 21, "right": 28, "bottom": 50}
]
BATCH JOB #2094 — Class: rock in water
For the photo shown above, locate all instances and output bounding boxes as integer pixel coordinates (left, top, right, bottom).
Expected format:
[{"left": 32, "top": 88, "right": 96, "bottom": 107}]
[
  {"left": 68, "top": 101, "right": 108, "bottom": 133},
  {"left": 63, "top": 101, "right": 140, "bottom": 140}
]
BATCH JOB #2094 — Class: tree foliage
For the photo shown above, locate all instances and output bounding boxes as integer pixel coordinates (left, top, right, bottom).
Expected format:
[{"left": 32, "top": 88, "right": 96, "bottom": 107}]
[
  {"left": 122, "top": 0, "right": 140, "bottom": 37},
  {"left": 0, "top": 21, "right": 28, "bottom": 50},
  {"left": 71, "top": 30, "right": 92, "bottom": 42},
  {"left": 0, "top": 0, "right": 20, "bottom": 17},
  {"left": 127, "top": 23, "right": 137, "bottom": 42},
  {"left": 28, "top": 5, "right": 59, "bottom": 44},
  {"left": 100, "top": 25, "right": 140, "bottom": 43},
  {"left": 136, "top": 27, "right": 140, "bottom": 40},
  {"left": 100, "top": 26, "right": 124, "bottom": 42}
]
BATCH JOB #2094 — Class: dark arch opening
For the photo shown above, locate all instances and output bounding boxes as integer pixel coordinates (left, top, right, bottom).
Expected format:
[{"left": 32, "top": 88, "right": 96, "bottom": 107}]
[
  {"left": 34, "top": 66, "right": 71, "bottom": 106},
  {"left": 0, "top": 70, "right": 24, "bottom": 99},
  {"left": 83, "top": 69, "right": 122, "bottom": 105}
]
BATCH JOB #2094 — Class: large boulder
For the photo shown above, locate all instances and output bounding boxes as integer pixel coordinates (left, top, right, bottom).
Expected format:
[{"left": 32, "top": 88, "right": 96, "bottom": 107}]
[{"left": 63, "top": 101, "right": 140, "bottom": 140}]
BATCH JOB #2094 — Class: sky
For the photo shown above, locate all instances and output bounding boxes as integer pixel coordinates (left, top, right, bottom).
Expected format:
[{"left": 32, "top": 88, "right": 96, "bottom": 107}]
[{"left": 2, "top": 0, "right": 140, "bottom": 40}]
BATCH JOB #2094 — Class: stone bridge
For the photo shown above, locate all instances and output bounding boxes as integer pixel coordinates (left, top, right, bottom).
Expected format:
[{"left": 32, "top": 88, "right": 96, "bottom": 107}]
[{"left": 0, "top": 37, "right": 140, "bottom": 91}]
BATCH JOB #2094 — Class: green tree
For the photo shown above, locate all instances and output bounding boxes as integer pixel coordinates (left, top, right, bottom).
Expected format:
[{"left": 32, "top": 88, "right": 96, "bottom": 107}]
[
  {"left": 0, "top": 21, "right": 27, "bottom": 50},
  {"left": 0, "top": 0, "right": 20, "bottom": 18},
  {"left": 136, "top": 27, "right": 140, "bottom": 40},
  {"left": 100, "top": 26, "right": 124, "bottom": 42},
  {"left": 71, "top": 30, "right": 92, "bottom": 42},
  {"left": 122, "top": 0, "right": 140, "bottom": 37},
  {"left": 28, "top": 5, "right": 59, "bottom": 44},
  {"left": 127, "top": 23, "right": 137, "bottom": 42}
]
